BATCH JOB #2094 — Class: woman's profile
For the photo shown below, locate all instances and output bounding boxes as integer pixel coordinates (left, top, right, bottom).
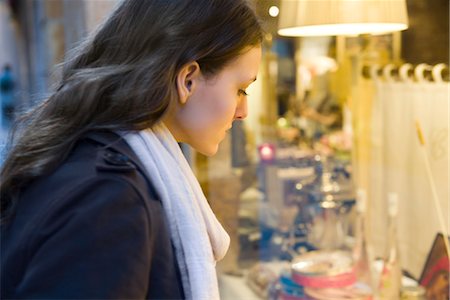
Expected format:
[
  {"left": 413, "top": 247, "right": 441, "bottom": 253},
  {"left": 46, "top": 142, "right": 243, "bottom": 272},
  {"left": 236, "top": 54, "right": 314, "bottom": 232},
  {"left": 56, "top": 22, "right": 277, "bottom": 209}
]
[{"left": 0, "top": 0, "right": 263, "bottom": 299}]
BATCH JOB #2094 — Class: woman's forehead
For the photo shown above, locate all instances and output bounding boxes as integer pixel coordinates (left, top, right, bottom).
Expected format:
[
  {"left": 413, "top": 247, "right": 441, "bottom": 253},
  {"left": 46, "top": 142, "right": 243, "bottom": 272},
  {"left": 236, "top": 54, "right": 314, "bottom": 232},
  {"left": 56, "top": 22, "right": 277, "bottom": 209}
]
[{"left": 224, "top": 47, "right": 262, "bottom": 79}]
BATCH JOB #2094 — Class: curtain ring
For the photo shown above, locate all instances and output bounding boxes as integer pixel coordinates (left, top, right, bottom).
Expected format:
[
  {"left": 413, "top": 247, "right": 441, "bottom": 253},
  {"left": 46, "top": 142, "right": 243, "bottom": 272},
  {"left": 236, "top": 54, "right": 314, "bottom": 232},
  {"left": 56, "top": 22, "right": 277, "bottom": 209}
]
[
  {"left": 361, "top": 65, "right": 371, "bottom": 79},
  {"left": 383, "top": 64, "right": 396, "bottom": 82},
  {"left": 432, "top": 63, "right": 447, "bottom": 83},
  {"left": 370, "top": 64, "right": 380, "bottom": 80},
  {"left": 414, "top": 63, "right": 432, "bottom": 82},
  {"left": 399, "top": 63, "right": 413, "bottom": 82}
]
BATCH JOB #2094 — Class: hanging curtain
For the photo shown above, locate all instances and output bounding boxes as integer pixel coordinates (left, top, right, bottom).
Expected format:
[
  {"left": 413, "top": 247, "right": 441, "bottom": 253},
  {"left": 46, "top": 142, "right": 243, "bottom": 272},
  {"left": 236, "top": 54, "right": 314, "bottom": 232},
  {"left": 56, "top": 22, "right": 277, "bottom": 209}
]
[{"left": 353, "top": 69, "right": 449, "bottom": 278}]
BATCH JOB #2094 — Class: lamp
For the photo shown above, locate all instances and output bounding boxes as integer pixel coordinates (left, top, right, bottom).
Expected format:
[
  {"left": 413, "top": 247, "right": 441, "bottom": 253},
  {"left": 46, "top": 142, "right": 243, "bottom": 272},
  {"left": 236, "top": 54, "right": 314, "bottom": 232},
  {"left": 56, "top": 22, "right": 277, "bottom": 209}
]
[{"left": 278, "top": 0, "right": 409, "bottom": 37}]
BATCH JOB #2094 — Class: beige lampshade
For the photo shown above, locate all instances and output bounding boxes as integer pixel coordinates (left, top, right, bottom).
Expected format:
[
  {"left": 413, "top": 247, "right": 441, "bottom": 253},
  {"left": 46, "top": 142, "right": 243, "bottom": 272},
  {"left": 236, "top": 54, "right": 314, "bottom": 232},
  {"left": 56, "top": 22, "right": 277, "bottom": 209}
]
[{"left": 278, "top": 0, "right": 409, "bottom": 37}]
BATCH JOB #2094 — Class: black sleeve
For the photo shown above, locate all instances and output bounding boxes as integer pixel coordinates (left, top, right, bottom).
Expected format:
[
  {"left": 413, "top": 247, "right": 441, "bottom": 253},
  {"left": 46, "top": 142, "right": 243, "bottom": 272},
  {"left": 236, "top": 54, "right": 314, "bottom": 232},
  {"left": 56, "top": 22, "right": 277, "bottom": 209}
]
[{"left": 15, "top": 177, "right": 152, "bottom": 299}]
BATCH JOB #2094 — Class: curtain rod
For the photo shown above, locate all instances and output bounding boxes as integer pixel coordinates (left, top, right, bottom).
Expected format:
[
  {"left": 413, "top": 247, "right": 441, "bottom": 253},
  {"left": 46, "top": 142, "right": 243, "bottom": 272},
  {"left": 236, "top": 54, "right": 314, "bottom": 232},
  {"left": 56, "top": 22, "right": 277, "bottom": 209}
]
[{"left": 361, "top": 63, "right": 449, "bottom": 83}]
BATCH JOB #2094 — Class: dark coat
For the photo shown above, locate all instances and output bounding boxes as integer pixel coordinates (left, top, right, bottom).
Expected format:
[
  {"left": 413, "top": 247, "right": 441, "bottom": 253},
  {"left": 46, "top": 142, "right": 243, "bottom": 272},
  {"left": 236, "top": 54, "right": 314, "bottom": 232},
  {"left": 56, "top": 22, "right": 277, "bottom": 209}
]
[{"left": 1, "top": 131, "right": 185, "bottom": 299}]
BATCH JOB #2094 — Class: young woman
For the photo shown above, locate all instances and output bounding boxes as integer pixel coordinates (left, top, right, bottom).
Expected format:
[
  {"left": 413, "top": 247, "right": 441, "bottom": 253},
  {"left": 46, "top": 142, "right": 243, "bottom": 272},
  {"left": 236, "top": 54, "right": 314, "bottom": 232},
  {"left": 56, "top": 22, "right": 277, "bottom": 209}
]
[{"left": 0, "top": 0, "right": 263, "bottom": 299}]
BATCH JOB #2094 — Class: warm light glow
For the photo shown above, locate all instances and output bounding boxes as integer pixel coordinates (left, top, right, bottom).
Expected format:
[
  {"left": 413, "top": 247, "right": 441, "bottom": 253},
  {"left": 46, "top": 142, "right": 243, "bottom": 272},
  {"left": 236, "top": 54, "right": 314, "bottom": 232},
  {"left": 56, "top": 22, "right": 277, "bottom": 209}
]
[
  {"left": 268, "top": 5, "right": 279, "bottom": 17},
  {"left": 278, "top": 23, "right": 408, "bottom": 37},
  {"left": 278, "top": 0, "right": 409, "bottom": 37},
  {"left": 277, "top": 117, "right": 288, "bottom": 127}
]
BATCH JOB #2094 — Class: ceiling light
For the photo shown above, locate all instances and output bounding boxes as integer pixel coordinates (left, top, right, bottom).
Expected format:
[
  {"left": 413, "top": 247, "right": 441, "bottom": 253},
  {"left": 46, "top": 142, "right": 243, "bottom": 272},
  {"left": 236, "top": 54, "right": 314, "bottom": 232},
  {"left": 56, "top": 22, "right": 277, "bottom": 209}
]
[{"left": 278, "top": 0, "right": 409, "bottom": 37}]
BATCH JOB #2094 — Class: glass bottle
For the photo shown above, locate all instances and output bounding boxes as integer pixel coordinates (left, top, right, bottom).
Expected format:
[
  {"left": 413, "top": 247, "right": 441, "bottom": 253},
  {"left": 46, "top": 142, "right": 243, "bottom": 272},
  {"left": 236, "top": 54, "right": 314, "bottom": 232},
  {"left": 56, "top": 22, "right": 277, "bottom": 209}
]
[
  {"left": 378, "top": 193, "right": 401, "bottom": 299},
  {"left": 353, "top": 189, "right": 374, "bottom": 292}
]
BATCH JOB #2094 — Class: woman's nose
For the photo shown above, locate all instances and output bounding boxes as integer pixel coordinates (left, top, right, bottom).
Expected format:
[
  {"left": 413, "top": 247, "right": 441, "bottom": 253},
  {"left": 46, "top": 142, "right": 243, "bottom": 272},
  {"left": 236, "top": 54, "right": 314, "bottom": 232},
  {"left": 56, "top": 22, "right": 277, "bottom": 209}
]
[{"left": 234, "top": 97, "right": 248, "bottom": 120}]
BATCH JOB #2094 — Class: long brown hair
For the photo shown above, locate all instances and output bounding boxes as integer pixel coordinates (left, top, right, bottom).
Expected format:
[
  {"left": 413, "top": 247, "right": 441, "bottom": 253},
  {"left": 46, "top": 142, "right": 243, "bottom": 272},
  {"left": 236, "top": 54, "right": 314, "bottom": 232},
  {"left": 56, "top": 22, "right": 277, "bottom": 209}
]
[{"left": 1, "top": 0, "right": 263, "bottom": 223}]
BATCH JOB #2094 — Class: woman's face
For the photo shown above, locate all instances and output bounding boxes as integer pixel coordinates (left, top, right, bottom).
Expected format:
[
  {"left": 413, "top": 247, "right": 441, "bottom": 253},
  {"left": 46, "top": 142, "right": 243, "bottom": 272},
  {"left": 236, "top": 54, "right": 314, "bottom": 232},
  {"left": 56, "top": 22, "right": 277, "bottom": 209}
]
[{"left": 166, "top": 46, "right": 262, "bottom": 156}]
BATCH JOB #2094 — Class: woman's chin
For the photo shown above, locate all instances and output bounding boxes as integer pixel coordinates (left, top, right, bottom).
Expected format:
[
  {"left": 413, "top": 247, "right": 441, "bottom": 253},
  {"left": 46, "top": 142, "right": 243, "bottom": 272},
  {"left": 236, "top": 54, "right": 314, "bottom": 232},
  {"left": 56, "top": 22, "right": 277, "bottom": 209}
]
[{"left": 195, "top": 144, "right": 219, "bottom": 157}]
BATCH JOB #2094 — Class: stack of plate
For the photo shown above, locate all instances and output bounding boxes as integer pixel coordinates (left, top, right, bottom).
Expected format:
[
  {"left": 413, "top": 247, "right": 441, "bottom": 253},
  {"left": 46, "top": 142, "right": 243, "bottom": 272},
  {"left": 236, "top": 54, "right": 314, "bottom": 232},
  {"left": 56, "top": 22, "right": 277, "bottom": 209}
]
[
  {"left": 290, "top": 251, "right": 372, "bottom": 299},
  {"left": 291, "top": 250, "right": 356, "bottom": 289}
]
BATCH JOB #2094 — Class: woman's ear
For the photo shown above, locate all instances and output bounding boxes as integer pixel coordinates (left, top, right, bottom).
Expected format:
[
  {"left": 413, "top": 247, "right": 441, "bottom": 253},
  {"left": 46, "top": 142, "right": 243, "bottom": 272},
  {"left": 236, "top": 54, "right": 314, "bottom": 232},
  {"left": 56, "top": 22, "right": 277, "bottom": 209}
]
[{"left": 176, "top": 61, "right": 200, "bottom": 104}]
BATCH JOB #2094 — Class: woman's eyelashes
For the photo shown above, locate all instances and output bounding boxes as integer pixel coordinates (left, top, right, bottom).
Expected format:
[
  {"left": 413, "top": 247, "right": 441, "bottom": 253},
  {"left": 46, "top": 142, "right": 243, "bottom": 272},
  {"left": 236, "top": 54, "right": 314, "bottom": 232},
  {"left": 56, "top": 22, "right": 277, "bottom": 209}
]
[{"left": 238, "top": 89, "right": 248, "bottom": 96}]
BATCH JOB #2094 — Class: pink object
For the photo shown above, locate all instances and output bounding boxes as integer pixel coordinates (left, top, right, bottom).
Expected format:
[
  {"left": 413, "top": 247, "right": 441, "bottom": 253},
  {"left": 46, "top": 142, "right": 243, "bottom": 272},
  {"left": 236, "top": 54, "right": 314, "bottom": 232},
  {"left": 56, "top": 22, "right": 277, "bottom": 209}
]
[
  {"left": 292, "top": 269, "right": 357, "bottom": 289},
  {"left": 258, "top": 143, "right": 276, "bottom": 162},
  {"left": 304, "top": 286, "right": 372, "bottom": 300}
]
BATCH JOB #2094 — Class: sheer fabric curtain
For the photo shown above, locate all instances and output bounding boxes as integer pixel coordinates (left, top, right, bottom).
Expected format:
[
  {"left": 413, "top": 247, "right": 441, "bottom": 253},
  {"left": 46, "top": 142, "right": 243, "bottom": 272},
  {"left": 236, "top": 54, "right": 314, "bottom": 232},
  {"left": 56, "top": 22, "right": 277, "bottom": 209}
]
[{"left": 354, "top": 77, "right": 449, "bottom": 277}]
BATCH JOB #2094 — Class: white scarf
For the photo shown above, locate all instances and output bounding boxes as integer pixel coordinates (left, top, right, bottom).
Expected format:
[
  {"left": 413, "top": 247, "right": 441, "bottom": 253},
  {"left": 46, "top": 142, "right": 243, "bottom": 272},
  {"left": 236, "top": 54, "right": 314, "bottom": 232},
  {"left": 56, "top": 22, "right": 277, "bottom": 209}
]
[{"left": 122, "top": 123, "right": 230, "bottom": 300}]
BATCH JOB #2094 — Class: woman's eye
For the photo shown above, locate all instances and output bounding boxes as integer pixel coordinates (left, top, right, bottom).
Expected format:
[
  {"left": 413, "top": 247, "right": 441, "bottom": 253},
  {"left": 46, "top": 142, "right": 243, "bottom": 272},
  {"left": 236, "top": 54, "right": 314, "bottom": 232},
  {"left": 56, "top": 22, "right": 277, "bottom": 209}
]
[{"left": 238, "top": 89, "right": 248, "bottom": 96}]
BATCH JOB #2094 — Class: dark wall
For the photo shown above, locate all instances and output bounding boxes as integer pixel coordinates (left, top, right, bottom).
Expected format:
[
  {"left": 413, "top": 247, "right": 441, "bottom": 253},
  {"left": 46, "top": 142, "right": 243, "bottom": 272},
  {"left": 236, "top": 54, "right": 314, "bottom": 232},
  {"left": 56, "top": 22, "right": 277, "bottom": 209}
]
[{"left": 402, "top": 0, "right": 449, "bottom": 65}]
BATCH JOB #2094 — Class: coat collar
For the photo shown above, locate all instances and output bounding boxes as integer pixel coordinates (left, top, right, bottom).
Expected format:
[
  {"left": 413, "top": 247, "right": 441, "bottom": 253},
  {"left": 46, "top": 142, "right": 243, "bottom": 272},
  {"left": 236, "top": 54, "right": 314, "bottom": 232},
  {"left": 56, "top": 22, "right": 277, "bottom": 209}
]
[{"left": 83, "top": 130, "right": 154, "bottom": 185}]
